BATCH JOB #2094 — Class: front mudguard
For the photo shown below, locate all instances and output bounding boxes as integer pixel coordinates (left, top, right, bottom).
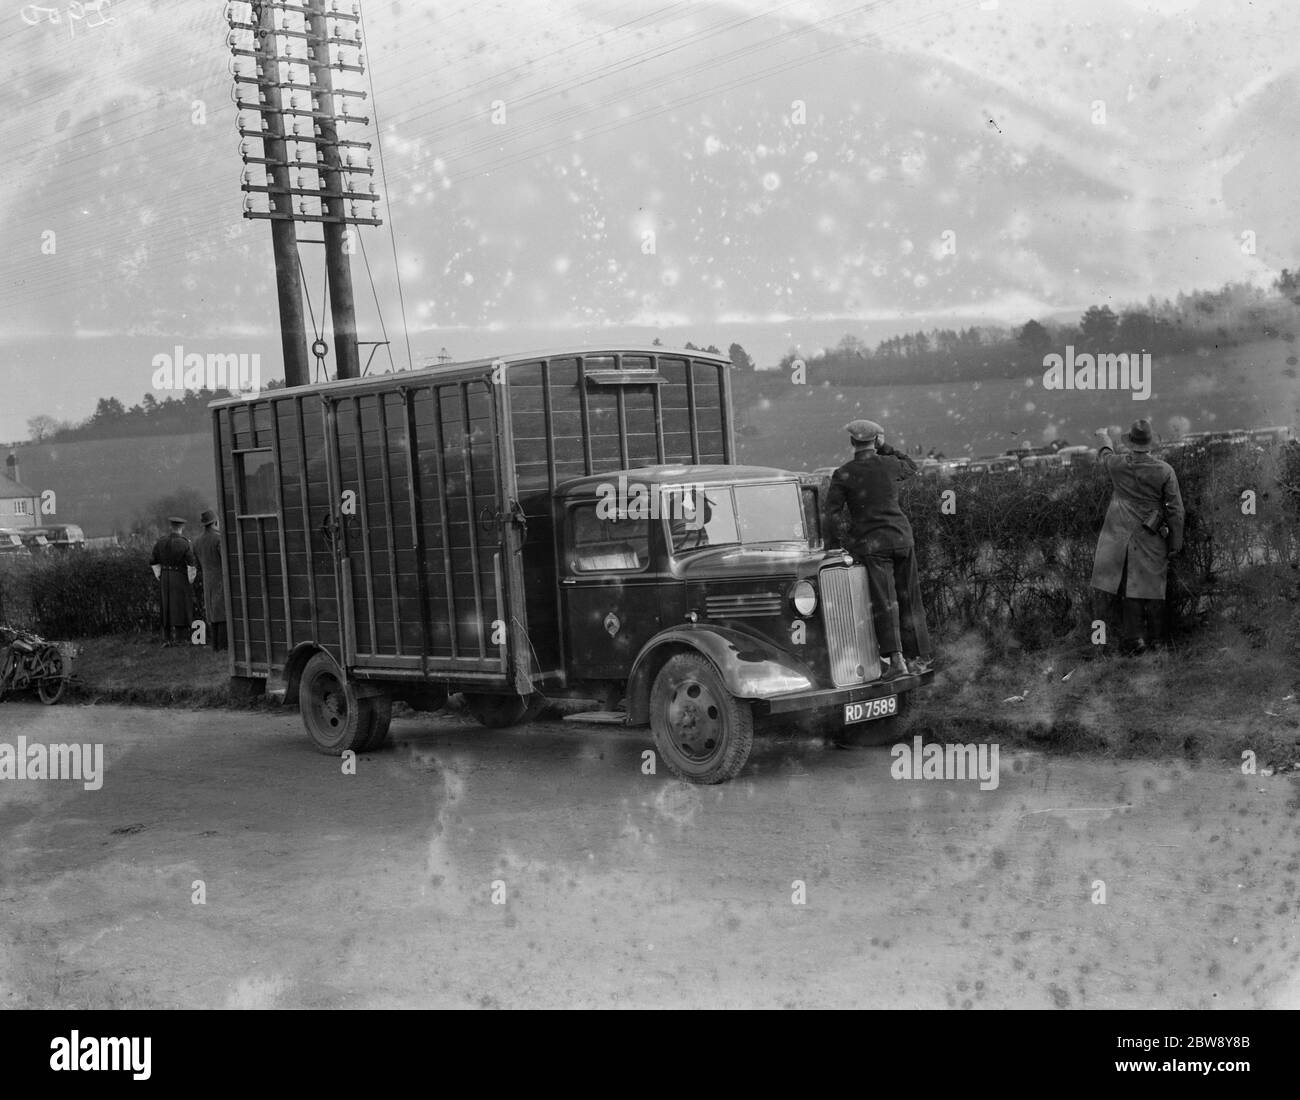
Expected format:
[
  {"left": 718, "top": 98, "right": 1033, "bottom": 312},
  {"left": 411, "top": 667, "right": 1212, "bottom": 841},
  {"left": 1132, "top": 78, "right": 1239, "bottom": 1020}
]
[{"left": 626, "top": 625, "right": 817, "bottom": 725}]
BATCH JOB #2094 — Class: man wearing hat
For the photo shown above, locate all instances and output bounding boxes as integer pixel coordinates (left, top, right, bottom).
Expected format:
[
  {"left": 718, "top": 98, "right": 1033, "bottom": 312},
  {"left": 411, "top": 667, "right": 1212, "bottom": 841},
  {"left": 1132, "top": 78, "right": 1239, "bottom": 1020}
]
[
  {"left": 193, "top": 509, "right": 227, "bottom": 652},
  {"left": 824, "top": 419, "right": 932, "bottom": 681},
  {"left": 1091, "top": 418, "right": 1185, "bottom": 654},
  {"left": 149, "top": 516, "right": 198, "bottom": 648}
]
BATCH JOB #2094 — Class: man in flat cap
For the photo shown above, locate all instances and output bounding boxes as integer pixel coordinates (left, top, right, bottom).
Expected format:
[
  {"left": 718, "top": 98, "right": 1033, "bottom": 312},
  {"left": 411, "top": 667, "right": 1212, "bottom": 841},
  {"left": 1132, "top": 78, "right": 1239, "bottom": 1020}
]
[
  {"left": 1091, "top": 418, "right": 1185, "bottom": 654},
  {"left": 824, "top": 419, "right": 932, "bottom": 681},
  {"left": 150, "top": 516, "right": 197, "bottom": 648},
  {"left": 193, "top": 509, "right": 227, "bottom": 652}
]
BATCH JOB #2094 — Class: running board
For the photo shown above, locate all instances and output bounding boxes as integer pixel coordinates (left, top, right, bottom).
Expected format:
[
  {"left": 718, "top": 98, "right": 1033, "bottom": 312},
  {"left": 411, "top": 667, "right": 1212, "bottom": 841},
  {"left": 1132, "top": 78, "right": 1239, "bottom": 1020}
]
[{"left": 563, "top": 710, "right": 628, "bottom": 725}]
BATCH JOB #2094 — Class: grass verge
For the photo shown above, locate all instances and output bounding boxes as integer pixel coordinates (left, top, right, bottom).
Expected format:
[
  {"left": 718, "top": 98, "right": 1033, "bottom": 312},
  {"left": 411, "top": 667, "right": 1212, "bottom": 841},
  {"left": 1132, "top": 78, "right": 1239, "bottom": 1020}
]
[
  {"left": 902, "top": 615, "right": 1300, "bottom": 767},
  {"left": 59, "top": 633, "right": 267, "bottom": 709}
]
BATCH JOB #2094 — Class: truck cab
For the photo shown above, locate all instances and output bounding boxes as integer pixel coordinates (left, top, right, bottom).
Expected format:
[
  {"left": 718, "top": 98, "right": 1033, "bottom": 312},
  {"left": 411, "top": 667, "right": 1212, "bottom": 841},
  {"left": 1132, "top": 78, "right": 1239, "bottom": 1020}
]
[{"left": 548, "top": 464, "right": 929, "bottom": 782}]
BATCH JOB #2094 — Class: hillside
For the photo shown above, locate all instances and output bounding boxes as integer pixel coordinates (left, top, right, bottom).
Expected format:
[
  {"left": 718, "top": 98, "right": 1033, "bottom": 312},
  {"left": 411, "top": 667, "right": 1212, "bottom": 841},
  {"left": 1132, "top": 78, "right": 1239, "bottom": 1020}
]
[
  {"left": 13, "top": 432, "right": 215, "bottom": 538},
  {"left": 733, "top": 337, "right": 1300, "bottom": 470}
]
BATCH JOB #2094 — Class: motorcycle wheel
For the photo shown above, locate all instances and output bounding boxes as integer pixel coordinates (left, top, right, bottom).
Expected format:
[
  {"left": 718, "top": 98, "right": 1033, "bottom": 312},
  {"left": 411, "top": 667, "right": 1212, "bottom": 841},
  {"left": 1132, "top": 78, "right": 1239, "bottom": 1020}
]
[{"left": 37, "top": 649, "right": 67, "bottom": 705}]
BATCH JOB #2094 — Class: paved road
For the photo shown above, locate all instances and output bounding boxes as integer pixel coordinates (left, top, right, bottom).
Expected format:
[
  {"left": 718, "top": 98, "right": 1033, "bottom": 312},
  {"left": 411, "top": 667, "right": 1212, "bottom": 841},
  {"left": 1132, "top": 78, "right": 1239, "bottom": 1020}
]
[{"left": 1, "top": 702, "right": 1296, "bottom": 1008}]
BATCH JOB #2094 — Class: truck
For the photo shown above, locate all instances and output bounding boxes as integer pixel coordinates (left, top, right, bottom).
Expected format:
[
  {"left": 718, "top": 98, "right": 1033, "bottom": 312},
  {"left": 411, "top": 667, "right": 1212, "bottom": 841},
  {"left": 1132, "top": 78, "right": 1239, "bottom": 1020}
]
[{"left": 210, "top": 346, "right": 932, "bottom": 783}]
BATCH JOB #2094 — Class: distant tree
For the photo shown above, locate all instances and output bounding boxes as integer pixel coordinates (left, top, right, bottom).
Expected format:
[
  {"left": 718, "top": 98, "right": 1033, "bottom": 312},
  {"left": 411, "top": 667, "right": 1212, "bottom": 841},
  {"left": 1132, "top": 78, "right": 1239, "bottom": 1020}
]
[
  {"left": 1078, "top": 305, "right": 1118, "bottom": 348},
  {"left": 26, "top": 414, "right": 59, "bottom": 442},
  {"left": 132, "top": 487, "right": 211, "bottom": 540},
  {"left": 89, "top": 396, "right": 126, "bottom": 425},
  {"left": 1116, "top": 309, "right": 1155, "bottom": 349},
  {"left": 651, "top": 337, "right": 663, "bottom": 346},
  {"left": 1016, "top": 319, "right": 1052, "bottom": 355},
  {"left": 728, "top": 342, "right": 755, "bottom": 373},
  {"left": 1274, "top": 268, "right": 1300, "bottom": 305}
]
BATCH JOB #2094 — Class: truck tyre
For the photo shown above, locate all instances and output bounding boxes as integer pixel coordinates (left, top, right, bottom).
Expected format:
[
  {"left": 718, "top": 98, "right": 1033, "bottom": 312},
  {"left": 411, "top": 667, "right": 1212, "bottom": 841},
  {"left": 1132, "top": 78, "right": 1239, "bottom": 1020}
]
[
  {"left": 463, "top": 692, "right": 543, "bottom": 729},
  {"left": 299, "top": 653, "right": 382, "bottom": 755},
  {"left": 650, "top": 652, "right": 753, "bottom": 784},
  {"left": 356, "top": 692, "right": 393, "bottom": 753}
]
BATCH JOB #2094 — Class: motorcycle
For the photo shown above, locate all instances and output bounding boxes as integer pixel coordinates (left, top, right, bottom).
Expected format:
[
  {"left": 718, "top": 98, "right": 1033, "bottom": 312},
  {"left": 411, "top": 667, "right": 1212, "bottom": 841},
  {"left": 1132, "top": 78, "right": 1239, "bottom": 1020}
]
[{"left": 0, "top": 624, "right": 72, "bottom": 705}]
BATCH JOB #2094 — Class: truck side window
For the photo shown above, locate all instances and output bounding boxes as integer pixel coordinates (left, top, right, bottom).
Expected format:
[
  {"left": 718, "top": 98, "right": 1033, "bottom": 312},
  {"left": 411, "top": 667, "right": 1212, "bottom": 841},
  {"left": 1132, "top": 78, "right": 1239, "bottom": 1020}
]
[
  {"left": 569, "top": 503, "right": 649, "bottom": 573},
  {"left": 236, "top": 449, "right": 277, "bottom": 516}
]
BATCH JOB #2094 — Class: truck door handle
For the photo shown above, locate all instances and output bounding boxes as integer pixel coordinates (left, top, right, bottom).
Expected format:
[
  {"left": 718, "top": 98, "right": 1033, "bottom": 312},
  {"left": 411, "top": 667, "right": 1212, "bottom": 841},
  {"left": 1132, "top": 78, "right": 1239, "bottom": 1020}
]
[{"left": 478, "top": 502, "right": 528, "bottom": 538}]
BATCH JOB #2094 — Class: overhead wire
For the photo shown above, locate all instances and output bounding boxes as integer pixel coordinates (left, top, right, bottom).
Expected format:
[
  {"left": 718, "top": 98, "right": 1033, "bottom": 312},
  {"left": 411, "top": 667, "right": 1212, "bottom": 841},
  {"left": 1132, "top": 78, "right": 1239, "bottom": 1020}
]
[{"left": 0, "top": 0, "right": 951, "bottom": 319}]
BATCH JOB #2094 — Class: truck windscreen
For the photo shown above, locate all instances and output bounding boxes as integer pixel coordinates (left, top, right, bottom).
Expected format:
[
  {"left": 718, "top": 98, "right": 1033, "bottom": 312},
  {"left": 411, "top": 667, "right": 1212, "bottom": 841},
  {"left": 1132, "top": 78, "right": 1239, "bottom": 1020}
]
[{"left": 666, "top": 482, "right": 806, "bottom": 554}]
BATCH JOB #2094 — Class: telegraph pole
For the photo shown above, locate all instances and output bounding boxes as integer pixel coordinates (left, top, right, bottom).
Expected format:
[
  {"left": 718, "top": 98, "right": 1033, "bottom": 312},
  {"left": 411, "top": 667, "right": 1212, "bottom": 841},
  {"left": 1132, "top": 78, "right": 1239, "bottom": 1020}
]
[
  {"left": 252, "top": 2, "right": 310, "bottom": 387},
  {"left": 305, "top": 0, "right": 360, "bottom": 379},
  {"left": 228, "top": 1, "right": 382, "bottom": 386}
]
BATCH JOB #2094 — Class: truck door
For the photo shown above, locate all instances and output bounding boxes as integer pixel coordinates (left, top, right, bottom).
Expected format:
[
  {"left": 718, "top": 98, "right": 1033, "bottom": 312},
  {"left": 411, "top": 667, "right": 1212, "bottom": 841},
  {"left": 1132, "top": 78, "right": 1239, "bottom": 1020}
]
[
  {"left": 558, "top": 498, "right": 661, "bottom": 678},
  {"left": 322, "top": 382, "right": 525, "bottom": 686}
]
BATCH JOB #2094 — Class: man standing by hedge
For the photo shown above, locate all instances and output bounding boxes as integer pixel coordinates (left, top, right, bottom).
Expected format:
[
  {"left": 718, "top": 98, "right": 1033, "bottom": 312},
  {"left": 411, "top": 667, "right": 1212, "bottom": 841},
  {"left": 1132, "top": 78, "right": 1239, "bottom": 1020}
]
[
  {"left": 1092, "top": 418, "right": 1185, "bottom": 654},
  {"left": 823, "top": 419, "right": 933, "bottom": 681},
  {"left": 150, "top": 516, "right": 197, "bottom": 648},
  {"left": 194, "top": 509, "right": 227, "bottom": 653}
]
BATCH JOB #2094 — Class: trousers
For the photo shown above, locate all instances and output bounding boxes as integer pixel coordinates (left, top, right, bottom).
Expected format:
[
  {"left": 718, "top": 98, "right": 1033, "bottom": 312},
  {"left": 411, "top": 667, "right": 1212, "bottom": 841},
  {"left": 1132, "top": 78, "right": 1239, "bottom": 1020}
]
[
  {"left": 1092, "top": 554, "right": 1168, "bottom": 646},
  {"left": 859, "top": 545, "right": 931, "bottom": 657}
]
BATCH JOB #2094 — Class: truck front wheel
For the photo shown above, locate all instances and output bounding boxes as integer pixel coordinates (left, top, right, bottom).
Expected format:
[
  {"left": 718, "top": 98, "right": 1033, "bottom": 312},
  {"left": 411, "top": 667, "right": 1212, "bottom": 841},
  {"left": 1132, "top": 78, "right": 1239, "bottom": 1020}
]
[
  {"left": 650, "top": 653, "right": 753, "bottom": 784},
  {"left": 300, "top": 653, "right": 386, "bottom": 754}
]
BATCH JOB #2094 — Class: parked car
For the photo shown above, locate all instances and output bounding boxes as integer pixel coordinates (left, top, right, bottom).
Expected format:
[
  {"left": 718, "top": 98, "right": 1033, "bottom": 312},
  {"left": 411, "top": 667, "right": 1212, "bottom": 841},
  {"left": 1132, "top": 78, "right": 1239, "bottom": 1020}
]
[
  {"left": 964, "top": 455, "right": 1020, "bottom": 476},
  {"left": 18, "top": 530, "right": 51, "bottom": 554},
  {"left": 0, "top": 529, "right": 29, "bottom": 555},
  {"left": 25, "top": 524, "right": 86, "bottom": 551},
  {"left": 1057, "top": 444, "right": 1095, "bottom": 467}
]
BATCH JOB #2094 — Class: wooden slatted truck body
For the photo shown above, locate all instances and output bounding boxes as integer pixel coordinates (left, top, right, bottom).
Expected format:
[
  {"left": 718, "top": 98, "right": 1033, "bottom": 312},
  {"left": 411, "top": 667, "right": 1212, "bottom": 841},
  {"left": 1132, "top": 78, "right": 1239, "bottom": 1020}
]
[{"left": 211, "top": 346, "right": 930, "bottom": 783}]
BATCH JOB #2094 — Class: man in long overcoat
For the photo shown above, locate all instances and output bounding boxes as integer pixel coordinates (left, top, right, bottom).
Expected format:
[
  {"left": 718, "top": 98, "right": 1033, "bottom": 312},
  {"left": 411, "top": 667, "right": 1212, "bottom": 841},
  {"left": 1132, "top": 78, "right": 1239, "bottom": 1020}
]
[
  {"left": 823, "top": 419, "right": 932, "bottom": 681},
  {"left": 1091, "top": 418, "right": 1185, "bottom": 653},
  {"left": 150, "top": 516, "right": 197, "bottom": 647},
  {"left": 193, "top": 509, "right": 227, "bottom": 652}
]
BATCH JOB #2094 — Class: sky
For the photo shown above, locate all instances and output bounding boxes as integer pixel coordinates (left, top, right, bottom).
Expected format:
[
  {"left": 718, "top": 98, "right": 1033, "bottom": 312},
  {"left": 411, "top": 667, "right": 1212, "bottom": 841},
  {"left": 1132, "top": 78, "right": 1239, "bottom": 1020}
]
[{"left": 2, "top": 0, "right": 1299, "bottom": 440}]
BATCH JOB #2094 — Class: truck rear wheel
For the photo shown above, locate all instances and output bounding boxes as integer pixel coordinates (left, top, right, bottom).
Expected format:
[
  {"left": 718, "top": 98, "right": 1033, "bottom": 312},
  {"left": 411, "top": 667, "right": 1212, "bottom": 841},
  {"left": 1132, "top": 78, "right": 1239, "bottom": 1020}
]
[
  {"left": 299, "top": 653, "right": 385, "bottom": 754},
  {"left": 463, "top": 692, "right": 545, "bottom": 729},
  {"left": 356, "top": 693, "right": 393, "bottom": 752},
  {"left": 650, "top": 652, "right": 753, "bottom": 784}
]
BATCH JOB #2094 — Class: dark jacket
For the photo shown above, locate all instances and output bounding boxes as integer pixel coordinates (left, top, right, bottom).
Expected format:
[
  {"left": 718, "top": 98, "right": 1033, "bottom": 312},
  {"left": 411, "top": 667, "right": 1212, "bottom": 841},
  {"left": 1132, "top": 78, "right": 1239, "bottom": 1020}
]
[
  {"left": 823, "top": 445, "right": 918, "bottom": 553},
  {"left": 1091, "top": 446, "right": 1185, "bottom": 599},
  {"left": 150, "top": 532, "right": 197, "bottom": 632},
  {"left": 193, "top": 527, "right": 226, "bottom": 624}
]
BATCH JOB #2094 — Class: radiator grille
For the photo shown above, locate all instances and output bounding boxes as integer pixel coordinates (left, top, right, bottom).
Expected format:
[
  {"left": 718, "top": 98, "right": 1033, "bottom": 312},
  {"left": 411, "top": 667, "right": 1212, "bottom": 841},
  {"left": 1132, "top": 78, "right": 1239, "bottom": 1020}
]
[
  {"left": 819, "top": 565, "right": 877, "bottom": 686},
  {"left": 705, "top": 591, "right": 784, "bottom": 619}
]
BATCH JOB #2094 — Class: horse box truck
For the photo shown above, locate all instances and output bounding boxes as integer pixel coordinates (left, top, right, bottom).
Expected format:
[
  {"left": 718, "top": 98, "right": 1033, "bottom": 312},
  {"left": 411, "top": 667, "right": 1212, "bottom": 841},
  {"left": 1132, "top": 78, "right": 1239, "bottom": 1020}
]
[{"left": 211, "top": 346, "right": 931, "bottom": 783}]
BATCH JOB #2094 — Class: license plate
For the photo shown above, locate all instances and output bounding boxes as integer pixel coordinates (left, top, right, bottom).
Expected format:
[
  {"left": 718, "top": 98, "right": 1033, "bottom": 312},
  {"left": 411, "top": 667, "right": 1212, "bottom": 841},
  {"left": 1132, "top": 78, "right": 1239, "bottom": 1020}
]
[{"left": 843, "top": 695, "right": 898, "bottom": 725}]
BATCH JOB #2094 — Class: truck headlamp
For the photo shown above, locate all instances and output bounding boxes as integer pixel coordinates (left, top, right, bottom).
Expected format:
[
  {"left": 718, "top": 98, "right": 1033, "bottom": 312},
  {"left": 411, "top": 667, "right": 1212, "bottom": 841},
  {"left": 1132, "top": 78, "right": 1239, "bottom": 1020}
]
[{"left": 791, "top": 580, "right": 817, "bottom": 617}]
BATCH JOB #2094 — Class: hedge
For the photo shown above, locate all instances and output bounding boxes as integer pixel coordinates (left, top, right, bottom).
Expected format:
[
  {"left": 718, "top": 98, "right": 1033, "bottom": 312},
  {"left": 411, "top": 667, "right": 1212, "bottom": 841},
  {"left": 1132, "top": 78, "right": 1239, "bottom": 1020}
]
[
  {"left": 2, "top": 443, "right": 1297, "bottom": 649},
  {"left": 0, "top": 548, "right": 201, "bottom": 639},
  {"left": 901, "top": 441, "right": 1300, "bottom": 647}
]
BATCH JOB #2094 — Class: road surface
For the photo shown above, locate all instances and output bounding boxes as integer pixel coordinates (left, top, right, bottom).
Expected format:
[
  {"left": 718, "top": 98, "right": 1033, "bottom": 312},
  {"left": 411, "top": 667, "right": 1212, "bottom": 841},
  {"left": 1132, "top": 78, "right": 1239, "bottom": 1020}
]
[{"left": 1, "top": 702, "right": 1297, "bottom": 1008}]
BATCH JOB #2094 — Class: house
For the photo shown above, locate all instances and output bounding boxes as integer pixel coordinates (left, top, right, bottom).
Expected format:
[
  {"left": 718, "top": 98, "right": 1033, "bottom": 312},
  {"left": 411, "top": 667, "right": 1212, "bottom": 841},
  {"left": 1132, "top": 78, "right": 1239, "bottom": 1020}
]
[{"left": 1, "top": 452, "right": 39, "bottom": 529}]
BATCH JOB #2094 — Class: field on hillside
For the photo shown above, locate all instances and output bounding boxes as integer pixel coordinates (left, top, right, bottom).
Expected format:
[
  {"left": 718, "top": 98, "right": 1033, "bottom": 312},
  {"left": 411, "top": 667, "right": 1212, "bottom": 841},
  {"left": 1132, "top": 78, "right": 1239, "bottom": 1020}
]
[
  {"left": 15, "top": 432, "right": 214, "bottom": 538},
  {"left": 734, "top": 338, "right": 1300, "bottom": 471},
  {"left": 14, "top": 336, "right": 1299, "bottom": 535}
]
